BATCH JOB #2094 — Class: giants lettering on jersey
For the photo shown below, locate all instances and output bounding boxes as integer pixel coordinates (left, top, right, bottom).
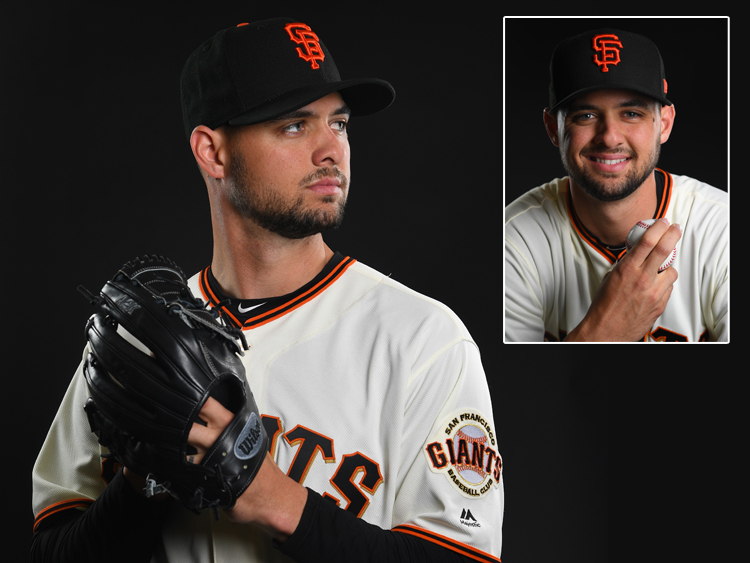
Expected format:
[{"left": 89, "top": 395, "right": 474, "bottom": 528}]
[
  {"left": 424, "top": 410, "right": 502, "bottom": 499},
  {"left": 261, "top": 415, "right": 383, "bottom": 518}
]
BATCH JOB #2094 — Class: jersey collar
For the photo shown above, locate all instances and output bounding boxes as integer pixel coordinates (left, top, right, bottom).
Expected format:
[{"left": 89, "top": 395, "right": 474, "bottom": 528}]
[
  {"left": 198, "top": 252, "right": 356, "bottom": 330},
  {"left": 566, "top": 168, "right": 673, "bottom": 265}
]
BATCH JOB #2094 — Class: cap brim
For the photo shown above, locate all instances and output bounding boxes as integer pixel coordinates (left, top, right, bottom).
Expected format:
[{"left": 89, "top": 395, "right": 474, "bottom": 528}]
[
  {"left": 551, "top": 85, "right": 672, "bottom": 112},
  {"left": 227, "top": 78, "right": 395, "bottom": 127}
]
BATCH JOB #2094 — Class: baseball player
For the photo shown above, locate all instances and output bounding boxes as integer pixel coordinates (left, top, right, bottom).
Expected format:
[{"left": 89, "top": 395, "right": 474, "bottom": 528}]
[
  {"left": 31, "top": 17, "right": 503, "bottom": 562},
  {"left": 505, "top": 27, "right": 728, "bottom": 342}
]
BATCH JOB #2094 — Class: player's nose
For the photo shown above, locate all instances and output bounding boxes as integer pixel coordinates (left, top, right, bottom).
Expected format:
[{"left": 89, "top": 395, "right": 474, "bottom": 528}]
[
  {"left": 593, "top": 115, "right": 625, "bottom": 147},
  {"left": 311, "top": 125, "right": 348, "bottom": 167}
]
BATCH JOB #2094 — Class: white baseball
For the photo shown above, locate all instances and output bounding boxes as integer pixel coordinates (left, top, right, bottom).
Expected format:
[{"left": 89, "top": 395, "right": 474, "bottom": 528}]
[{"left": 625, "top": 219, "right": 677, "bottom": 272}]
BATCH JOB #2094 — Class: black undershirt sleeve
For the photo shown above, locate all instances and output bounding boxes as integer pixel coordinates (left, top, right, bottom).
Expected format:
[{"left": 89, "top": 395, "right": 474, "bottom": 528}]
[
  {"left": 32, "top": 476, "right": 480, "bottom": 562},
  {"left": 276, "top": 489, "right": 477, "bottom": 563},
  {"left": 30, "top": 468, "right": 172, "bottom": 563}
]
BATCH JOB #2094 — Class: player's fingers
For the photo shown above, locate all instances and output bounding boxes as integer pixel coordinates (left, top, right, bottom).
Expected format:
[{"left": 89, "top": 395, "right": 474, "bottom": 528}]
[
  {"left": 626, "top": 218, "right": 679, "bottom": 270},
  {"left": 186, "top": 419, "right": 225, "bottom": 464},
  {"left": 189, "top": 420, "right": 220, "bottom": 447},
  {"left": 643, "top": 222, "right": 682, "bottom": 274},
  {"left": 623, "top": 217, "right": 670, "bottom": 266},
  {"left": 187, "top": 398, "right": 235, "bottom": 464},
  {"left": 199, "top": 396, "right": 235, "bottom": 428},
  {"left": 657, "top": 261, "right": 679, "bottom": 286}
]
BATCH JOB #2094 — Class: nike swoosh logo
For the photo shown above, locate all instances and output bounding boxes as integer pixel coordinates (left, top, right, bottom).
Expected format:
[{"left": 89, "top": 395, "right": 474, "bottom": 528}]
[{"left": 238, "top": 302, "right": 266, "bottom": 314}]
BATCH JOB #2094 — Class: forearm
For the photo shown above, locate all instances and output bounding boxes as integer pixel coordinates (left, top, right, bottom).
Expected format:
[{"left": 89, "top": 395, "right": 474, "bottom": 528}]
[
  {"left": 198, "top": 392, "right": 489, "bottom": 562},
  {"left": 564, "top": 315, "right": 604, "bottom": 342},
  {"left": 277, "top": 489, "right": 477, "bottom": 563},
  {"left": 31, "top": 468, "right": 172, "bottom": 563}
]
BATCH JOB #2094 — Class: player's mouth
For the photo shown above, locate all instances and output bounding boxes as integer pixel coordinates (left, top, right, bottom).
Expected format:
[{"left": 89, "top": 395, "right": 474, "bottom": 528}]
[
  {"left": 301, "top": 168, "right": 347, "bottom": 196},
  {"left": 306, "top": 178, "right": 342, "bottom": 196},
  {"left": 584, "top": 153, "right": 632, "bottom": 172},
  {"left": 591, "top": 157, "right": 628, "bottom": 164}
]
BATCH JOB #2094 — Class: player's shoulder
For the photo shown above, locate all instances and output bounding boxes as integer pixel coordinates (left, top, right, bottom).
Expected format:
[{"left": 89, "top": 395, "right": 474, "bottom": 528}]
[
  {"left": 671, "top": 173, "right": 727, "bottom": 204},
  {"left": 669, "top": 173, "right": 728, "bottom": 224},
  {"left": 505, "top": 177, "right": 569, "bottom": 216},
  {"left": 505, "top": 177, "right": 569, "bottom": 231},
  {"left": 504, "top": 177, "right": 571, "bottom": 262},
  {"left": 345, "top": 260, "right": 475, "bottom": 342}
]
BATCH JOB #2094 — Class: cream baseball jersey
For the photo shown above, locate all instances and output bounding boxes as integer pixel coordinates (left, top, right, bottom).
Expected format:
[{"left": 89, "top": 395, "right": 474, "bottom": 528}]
[
  {"left": 505, "top": 169, "right": 728, "bottom": 342},
  {"left": 33, "top": 255, "right": 503, "bottom": 561}
]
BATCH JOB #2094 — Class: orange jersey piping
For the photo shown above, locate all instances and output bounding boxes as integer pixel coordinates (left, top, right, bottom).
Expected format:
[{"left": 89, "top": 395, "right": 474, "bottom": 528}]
[
  {"left": 198, "top": 256, "right": 357, "bottom": 330},
  {"left": 392, "top": 524, "right": 501, "bottom": 562},
  {"left": 33, "top": 497, "right": 94, "bottom": 533}
]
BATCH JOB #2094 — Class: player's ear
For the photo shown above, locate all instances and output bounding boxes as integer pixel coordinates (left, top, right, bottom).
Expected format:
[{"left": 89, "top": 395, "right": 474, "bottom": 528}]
[
  {"left": 543, "top": 108, "right": 560, "bottom": 147},
  {"left": 190, "top": 125, "right": 229, "bottom": 180},
  {"left": 659, "top": 103, "right": 676, "bottom": 144}
]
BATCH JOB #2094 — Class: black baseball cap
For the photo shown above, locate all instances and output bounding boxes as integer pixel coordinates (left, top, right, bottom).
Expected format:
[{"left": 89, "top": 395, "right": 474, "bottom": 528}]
[
  {"left": 549, "top": 28, "right": 671, "bottom": 112},
  {"left": 180, "top": 17, "right": 396, "bottom": 139}
]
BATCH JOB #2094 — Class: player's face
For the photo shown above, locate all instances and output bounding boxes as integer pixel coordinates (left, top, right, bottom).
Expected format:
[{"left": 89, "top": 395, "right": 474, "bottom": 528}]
[
  {"left": 551, "top": 89, "right": 672, "bottom": 202},
  {"left": 224, "top": 92, "right": 351, "bottom": 239}
]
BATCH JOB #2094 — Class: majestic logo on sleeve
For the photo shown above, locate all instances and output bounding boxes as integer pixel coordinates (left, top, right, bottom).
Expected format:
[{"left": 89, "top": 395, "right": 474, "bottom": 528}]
[
  {"left": 424, "top": 410, "right": 502, "bottom": 499},
  {"left": 592, "top": 33, "right": 622, "bottom": 72},
  {"left": 284, "top": 23, "right": 325, "bottom": 69}
]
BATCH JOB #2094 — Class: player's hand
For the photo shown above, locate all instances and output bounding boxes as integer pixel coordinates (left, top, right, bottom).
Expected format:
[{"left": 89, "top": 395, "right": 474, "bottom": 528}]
[
  {"left": 566, "top": 218, "right": 682, "bottom": 342},
  {"left": 187, "top": 396, "right": 307, "bottom": 541},
  {"left": 186, "top": 397, "right": 235, "bottom": 464},
  {"left": 121, "top": 397, "right": 235, "bottom": 498}
]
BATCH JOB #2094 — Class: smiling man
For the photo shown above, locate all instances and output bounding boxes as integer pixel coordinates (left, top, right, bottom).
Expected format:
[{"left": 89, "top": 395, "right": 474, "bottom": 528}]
[
  {"left": 32, "top": 17, "right": 503, "bottom": 563},
  {"left": 505, "top": 28, "right": 728, "bottom": 342}
]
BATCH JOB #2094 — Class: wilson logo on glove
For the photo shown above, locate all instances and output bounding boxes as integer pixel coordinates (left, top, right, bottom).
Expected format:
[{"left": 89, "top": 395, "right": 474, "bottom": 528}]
[{"left": 235, "top": 413, "right": 264, "bottom": 460}]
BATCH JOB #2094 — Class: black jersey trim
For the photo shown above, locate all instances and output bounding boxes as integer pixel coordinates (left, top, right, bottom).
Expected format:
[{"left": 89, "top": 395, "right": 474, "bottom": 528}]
[
  {"left": 198, "top": 253, "right": 356, "bottom": 330},
  {"left": 566, "top": 168, "right": 673, "bottom": 265},
  {"left": 392, "top": 524, "right": 501, "bottom": 562}
]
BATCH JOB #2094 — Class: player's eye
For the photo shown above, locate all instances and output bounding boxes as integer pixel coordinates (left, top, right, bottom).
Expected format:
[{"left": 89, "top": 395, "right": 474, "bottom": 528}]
[
  {"left": 331, "top": 119, "right": 348, "bottom": 132},
  {"left": 623, "top": 110, "right": 643, "bottom": 119},
  {"left": 283, "top": 122, "right": 305, "bottom": 133},
  {"left": 572, "top": 112, "right": 595, "bottom": 122}
]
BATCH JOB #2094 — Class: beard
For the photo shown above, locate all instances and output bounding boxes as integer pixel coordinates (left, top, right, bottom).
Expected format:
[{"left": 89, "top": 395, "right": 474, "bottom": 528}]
[
  {"left": 226, "top": 151, "right": 348, "bottom": 239},
  {"left": 561, "top": 142, "right": 661, "bottom": 203}
]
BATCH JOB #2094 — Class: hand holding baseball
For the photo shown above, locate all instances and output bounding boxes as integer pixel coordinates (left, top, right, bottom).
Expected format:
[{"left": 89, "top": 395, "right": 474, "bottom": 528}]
[
  {"left": 565, "top": 218, "right": 682, "bottom": 341},
  {"left": 626, "top": 219, "right": 678, "bottom": 272}
]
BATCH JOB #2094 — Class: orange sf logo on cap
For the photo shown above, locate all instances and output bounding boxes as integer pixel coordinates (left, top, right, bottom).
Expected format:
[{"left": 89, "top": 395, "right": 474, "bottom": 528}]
[
  {"left": 592, "top": 34, "right": 623, "bottom": 72},
  {"left": 285, "top": 23, "right": 325, "bottom": 69}
]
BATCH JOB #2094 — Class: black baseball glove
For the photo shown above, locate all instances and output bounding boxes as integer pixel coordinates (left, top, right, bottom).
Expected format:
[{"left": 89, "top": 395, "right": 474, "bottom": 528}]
[{"left": 79, "top": 255, "right": 267, "bottom": 516}]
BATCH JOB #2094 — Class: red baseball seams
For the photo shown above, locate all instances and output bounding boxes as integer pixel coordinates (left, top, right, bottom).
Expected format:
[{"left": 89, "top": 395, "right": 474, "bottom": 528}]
[
  {"left": 626, "top": 220, "right": 677, "bottom": 271},
  {"left": 662, "top": 248, "right": 677, "bottom": 269},
  {"left": 625, "top": 221, "right": 653, "bottom": 251}
]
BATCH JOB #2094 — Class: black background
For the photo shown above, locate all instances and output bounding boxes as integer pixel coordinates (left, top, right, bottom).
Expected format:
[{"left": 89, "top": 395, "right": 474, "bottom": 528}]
[{"left": 8, "top": 7, "right": 736, "bottom": 562}]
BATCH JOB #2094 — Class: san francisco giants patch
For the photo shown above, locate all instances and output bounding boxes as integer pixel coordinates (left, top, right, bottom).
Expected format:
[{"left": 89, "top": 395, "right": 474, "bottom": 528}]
[{"left": 424, "top": 410, "right": 502, "bottom": 499}]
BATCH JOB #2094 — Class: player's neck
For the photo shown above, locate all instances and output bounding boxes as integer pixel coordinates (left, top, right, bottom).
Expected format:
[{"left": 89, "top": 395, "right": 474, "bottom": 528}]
[
  {"left": 569, "top": 172, "right": 658, "bottom": 246},
  {"left": 210, "top": 221, "right": 334, "bottom": 300}
]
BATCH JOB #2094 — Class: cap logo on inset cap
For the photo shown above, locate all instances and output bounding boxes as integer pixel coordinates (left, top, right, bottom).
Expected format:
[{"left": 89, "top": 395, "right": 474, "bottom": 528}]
[
  {"left": 592, "top": 33, "right": 623, "bottom": 73},
  {"left": 548, "top": 28, "right": 671, "bottom": 111},
  {"left": 285, "top": 22, "right": 325, "bottom": 69}
]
